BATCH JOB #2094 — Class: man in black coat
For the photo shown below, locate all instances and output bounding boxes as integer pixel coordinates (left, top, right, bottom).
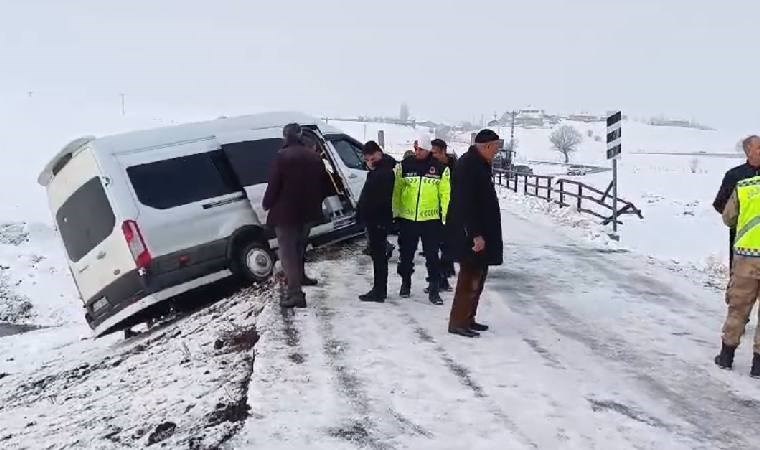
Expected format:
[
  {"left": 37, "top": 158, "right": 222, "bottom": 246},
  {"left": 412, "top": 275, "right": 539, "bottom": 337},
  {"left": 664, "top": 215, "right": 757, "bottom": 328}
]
[
  {"left": 357, "top": 141, "right": 396, "bottom": 302},
  {"left": 713, "top": 135, "right": 760, "bottom": 268},
  {"left": 263, "top": 123, "right": 331, "bottom": 308},
  {"left": 431, "top": 138, "right": 457, "bottom": 288},
  {"left": 447, "top": 130, "right": 503, "bottom": 338}
]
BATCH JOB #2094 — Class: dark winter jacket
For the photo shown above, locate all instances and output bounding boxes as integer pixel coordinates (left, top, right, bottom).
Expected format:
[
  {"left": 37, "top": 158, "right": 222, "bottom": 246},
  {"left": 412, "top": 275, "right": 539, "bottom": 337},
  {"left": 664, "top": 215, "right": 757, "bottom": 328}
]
[
  {"left": 713, "top": 162, "right": 760, "bottom": 213},
  {"left": 447, "top": 146, "right": 503, "bottom": 266},
  {"left": 713, "top": 162, "right": 760, "bottom": 257},
  {"left": 358, "top": 154, "right": 396, "bottom": 226},
  {"left": 262, "top": 142, "right": 330, "bottom": 227}
]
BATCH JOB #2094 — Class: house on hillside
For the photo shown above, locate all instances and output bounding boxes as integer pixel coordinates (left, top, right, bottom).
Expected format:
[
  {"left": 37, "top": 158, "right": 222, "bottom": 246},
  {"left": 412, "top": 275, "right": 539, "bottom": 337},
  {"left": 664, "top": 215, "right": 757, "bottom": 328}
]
[{"left": 515, "top": 108, "right": 545, "bottom": 127}]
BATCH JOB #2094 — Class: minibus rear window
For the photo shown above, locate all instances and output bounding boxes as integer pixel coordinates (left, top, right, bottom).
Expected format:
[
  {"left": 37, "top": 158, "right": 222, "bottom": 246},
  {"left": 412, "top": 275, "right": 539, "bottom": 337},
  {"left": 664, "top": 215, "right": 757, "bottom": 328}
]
[{"left": 56, "top": 177, "right": 116, "bottom": 262}]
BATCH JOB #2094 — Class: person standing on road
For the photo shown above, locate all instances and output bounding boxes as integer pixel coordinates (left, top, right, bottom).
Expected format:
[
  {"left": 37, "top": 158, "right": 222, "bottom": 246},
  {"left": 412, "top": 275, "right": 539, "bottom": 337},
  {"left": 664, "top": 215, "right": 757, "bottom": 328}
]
[
  {"left": 393, "top": 134, "right": 451, "bottom": 305},
  {"left": 357, "top": 141, "right": 396, "bottom": 302},
  {"left": 715, "top": 174, "right": 760, "bottom": 376},
  {"left": 713, "top": 135, "right": 760, "bottom": 268},
  {"left": 263, "top": 123, "right": 330, "bottom": 308},
  {"left": 447, "top": 129, "right": 503, "bottom": 338},
  {"left": 431, "top": 138, "right": 457, "bottom": 290}
]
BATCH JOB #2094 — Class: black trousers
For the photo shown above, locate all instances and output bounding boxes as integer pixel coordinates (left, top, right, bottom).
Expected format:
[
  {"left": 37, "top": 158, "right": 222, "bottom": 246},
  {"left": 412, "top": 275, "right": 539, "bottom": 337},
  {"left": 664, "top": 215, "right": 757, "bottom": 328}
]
[
  {"left": 367, "top": 224, "right": 390, "bottom": 294},
  {"left": 397, "top": 219, "right": 441, "bottom": 287}
]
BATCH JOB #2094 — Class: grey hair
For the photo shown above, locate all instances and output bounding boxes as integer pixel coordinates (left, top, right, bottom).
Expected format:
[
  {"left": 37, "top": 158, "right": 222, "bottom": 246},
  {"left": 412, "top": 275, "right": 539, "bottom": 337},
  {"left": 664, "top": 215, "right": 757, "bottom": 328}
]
[{"left": 743, "top": 135, "right": 760, "bottom": 155}]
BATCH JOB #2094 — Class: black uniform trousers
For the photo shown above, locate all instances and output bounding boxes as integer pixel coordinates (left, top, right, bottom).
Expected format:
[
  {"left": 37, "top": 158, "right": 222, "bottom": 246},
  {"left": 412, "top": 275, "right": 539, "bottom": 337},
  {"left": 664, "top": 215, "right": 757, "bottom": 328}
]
[
  {"left": 367, "top": 223, "right": 390, "bottom": 294},
  {"left": 397, "top": 219, "right": 441, "bottom": 288}
]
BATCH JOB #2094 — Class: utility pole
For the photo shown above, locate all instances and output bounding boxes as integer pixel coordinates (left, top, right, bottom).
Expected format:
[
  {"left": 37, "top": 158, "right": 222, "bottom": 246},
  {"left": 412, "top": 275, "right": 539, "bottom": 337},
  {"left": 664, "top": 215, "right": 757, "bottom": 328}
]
[
  {"left": 120, "top": 93, "right": 126, "bottom": 116},
  {"left": 509, "top": 110, "right": 516, "bottom": 150}
]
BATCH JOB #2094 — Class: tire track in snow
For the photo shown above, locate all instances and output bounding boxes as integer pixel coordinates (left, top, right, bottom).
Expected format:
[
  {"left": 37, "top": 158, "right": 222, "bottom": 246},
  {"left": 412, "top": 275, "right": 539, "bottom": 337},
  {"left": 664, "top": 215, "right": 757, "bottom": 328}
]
[
  {"left": 494, "top": 236, "right": 760, "bottom": 449},
  {"left": 393, "top": 305, "right": 538, "bottom": 449}
]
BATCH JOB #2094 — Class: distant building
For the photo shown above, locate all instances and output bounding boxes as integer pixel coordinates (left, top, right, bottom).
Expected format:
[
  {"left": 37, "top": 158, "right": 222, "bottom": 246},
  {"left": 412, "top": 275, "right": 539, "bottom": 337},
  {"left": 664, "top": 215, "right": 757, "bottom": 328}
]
[
  {"left": 515, "top": 108, "right": 545, "bottom": 127},
  {"left": 568, "top": 113, "right": 603, "bottom": 123}
]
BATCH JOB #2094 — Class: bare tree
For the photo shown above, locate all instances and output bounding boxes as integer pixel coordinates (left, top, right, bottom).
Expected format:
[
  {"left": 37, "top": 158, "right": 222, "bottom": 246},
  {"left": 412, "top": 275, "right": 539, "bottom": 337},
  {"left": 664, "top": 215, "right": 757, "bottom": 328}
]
[
  {"left": 689, "top": 157, "right": 700, "bottom": 174},
  {"left": 550, "top": 125, "right": 583, "bottom": 163},
  {"left": 400, "top": 103, "right": 410, "bottom": 122}
]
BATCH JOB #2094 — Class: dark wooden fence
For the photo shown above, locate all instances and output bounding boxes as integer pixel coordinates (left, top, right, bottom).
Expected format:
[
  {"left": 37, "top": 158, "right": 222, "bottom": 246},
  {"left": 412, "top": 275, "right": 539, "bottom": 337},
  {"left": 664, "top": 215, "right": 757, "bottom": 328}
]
[{"left": 493, "top": 169, "right": 643, "bottom": 225}]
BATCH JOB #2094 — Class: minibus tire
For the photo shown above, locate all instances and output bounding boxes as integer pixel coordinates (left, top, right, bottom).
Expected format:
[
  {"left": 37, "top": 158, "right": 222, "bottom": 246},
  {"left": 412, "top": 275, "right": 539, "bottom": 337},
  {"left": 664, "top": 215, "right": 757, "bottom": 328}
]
[{"left": 236, "top": 241, "right": 275, "bottom": 283}]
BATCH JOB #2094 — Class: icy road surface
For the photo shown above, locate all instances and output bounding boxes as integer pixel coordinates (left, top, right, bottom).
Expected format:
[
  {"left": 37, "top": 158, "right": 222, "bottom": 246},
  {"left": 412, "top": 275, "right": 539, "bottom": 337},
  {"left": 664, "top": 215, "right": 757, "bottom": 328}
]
[{"left": 2, "top": 205, "right": 759, "bottom": 449}]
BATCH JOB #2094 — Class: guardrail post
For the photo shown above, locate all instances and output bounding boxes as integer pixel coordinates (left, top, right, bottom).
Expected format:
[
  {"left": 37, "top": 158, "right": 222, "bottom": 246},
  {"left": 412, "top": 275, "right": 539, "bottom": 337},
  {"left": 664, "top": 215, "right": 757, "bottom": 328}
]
[
  {"left": 577, "top": 184, "right": 583, "bottom": 211},
  {"left": 546, "top": 177, "right": 552, "bottom": 202},
  {"left": 559, "top": 180, "right": 564, "bottom": 207},
  {"left": 523, "top": 175, "right": 528, "bottom": 195},
  {"left": 513, "top": 173, "right": 518, "bottom": 192}
]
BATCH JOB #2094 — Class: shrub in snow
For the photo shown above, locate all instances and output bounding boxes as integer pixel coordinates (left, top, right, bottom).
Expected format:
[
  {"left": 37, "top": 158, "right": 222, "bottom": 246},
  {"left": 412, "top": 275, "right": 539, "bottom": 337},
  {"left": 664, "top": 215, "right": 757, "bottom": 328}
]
[
  {"left": 550, "top": 125, "right": 583, "bottom": 163},
  {"left": 0, "top": 273, "right": 33, "bottom": 322},
  {"left": 0, "top": 223, "right": 29, "bottom": 246}
]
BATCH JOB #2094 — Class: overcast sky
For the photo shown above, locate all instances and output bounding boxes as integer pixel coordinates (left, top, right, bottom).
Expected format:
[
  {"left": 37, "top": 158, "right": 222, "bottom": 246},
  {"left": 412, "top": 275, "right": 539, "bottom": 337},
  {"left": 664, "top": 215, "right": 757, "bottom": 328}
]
[{"left": 1, "top": 0, "right": 758, "bottom": 130}]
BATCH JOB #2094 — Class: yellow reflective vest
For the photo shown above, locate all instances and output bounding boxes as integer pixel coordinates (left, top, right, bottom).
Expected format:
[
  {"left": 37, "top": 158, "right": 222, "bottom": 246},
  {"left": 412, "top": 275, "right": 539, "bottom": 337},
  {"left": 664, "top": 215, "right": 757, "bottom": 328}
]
[
  {"left": 735, "top": 176, "right": 760, "bottom": 256},
  {"left": 392, "top": 156, "right": 451, "bottom": 222}
]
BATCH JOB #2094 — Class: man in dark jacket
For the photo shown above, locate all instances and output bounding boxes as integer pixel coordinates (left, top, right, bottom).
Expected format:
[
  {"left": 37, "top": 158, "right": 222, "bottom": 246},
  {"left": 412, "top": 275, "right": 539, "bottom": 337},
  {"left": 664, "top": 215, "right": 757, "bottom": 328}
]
[
  {"left": 431, "top": 138, "right": 457, "bottom": 288},
  {"left": 263, "top": 123, "right": 330, "bottom": 308},
  {"left": 713, "top": 135, "right": 760, "bottom": 268},
  {"left": 447, "top": 129, "right": 503, "bottom": 338},
  {"left": 357, "top": 141, "right": 396, "bottom": 302}
]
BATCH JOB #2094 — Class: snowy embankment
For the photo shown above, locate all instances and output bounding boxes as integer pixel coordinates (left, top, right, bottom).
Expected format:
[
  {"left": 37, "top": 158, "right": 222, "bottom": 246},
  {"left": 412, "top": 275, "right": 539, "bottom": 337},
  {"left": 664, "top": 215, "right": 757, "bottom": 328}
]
[{"left": 0, "top": 281, "right": 268, "bottom": 449}]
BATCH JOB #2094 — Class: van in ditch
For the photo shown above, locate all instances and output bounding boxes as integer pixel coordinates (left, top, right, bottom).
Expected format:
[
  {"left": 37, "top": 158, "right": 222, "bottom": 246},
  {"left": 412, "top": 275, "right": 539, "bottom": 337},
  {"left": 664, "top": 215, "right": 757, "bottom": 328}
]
[{"left": 38, "top": 112, "right": 368, "bottom": 336}]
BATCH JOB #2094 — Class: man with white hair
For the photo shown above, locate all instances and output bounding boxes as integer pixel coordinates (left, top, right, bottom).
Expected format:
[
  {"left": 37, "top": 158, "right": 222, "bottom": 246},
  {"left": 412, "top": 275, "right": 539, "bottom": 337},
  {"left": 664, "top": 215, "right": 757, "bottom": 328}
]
[
  {"left": 714, "top": 135, "right": 760, "bottom": 268},
  {"left": 392, "top": 133, "right": 451, "bottom": 304}
]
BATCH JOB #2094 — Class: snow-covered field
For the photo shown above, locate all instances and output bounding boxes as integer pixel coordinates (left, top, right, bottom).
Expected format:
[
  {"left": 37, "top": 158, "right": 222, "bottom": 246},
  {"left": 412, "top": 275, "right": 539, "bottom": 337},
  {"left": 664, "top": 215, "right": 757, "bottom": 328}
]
[{"left": 2, "top": 99, "right": 759, "bottom": 449}]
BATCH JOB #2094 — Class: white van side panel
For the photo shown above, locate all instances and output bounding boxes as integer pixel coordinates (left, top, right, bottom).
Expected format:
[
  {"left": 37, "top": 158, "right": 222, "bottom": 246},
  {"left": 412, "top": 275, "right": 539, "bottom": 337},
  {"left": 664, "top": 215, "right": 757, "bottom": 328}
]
[
  {"left": 47, "top": 147, "right": 136, "bottom": 302},
  {"left": 115, "top": 140, "right": 253, "bottom": 261}
]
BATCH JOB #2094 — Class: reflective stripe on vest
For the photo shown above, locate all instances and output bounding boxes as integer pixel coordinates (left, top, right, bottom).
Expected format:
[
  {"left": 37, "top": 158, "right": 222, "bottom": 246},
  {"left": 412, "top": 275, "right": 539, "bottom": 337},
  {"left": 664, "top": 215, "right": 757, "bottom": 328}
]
[{"left": 735, "top": 176, "right": 760, "bottom": 257}]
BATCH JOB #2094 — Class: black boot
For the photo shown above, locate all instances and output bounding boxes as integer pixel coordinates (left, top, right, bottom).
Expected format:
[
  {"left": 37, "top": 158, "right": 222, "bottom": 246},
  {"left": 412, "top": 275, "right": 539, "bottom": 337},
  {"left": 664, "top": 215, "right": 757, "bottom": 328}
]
[
  {"left": 359, "top": 289, "right": 386, "bottom": 303},
  {"left": 281, "top": 293, "right": 307, "bottom": 309},
  {"left": 302, "top": 275, "right": 319, "bottom": 286},
  {"left": 448, "top": 327, "right": 479, "bottom": 338},
  {"left": 428, "top": 284, "right": 443, "bottom": 305},
  {"left": 399, "top": 278, "right": 411, "bottom": 298},
  {"left": 714, "top": 342, "right": 737, "bottom": 369},
  {"left": 751, "top": 353, "right": 760, "bottom": 378},
  {"left": 470, "top": 322, "right": 489, "bottom": 332}
]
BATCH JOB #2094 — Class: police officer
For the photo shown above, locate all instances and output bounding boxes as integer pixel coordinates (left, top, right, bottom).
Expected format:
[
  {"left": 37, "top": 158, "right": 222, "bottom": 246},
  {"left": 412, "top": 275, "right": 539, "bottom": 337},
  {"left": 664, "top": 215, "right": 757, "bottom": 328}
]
[
  {"left": 713, "top": 135, "right": 760, "bottom": 268},
  {"left": 393, "top": 134, "right": 451, "bottom": 304},
  {"left": 715, "top": 174, "right": 760, "bottom": 376}
]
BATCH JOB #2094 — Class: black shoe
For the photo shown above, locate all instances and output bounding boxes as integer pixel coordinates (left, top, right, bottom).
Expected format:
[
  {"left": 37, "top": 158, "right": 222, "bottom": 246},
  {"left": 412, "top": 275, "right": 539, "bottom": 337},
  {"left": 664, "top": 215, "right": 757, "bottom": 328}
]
[
  {"left": 281, "top": 293, "right": 307, "bottom": 309},
  {"left": 359, "top": 290, "right": 386, "bottom": 303},
  {"left": 448, "top": 327, "right": 479, "bottom": 338},
  {"left": 428, "top": 289, "right": 443, "bottom": 305},
  {"left": 302, "top": 275, "right": 319, "bottom": 286},
  {"left": 470, "top": 322, "right": 489, "bottom": 332},
  {"left": 399, "top": 279, "right": 411, "bottom": 298},
  {"left": 714, "top": 341, "right": 736, "bottom": 369},
  {"left": 751, "top": 353, "right": 760, "bottom": 378}
]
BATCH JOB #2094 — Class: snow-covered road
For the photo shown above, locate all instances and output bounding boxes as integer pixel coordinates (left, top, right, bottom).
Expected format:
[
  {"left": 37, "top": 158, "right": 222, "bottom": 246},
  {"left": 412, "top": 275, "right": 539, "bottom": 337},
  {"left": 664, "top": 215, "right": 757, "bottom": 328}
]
[
  {"left": 235, "top": 207, "right": 760, "bottom": 450},
  {"left": 2, "top": 201, "right": 758, "bottom": 449}
]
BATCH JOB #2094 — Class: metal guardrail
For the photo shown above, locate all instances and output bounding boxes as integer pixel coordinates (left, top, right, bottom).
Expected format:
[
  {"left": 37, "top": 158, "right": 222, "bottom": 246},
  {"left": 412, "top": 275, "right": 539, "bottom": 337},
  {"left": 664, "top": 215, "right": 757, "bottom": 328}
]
[{"left": 493, "top": 169, "right": 643, "bottom": 225}]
